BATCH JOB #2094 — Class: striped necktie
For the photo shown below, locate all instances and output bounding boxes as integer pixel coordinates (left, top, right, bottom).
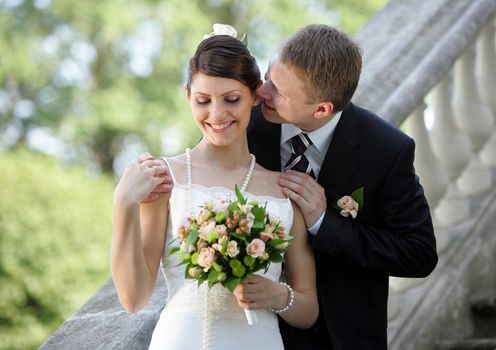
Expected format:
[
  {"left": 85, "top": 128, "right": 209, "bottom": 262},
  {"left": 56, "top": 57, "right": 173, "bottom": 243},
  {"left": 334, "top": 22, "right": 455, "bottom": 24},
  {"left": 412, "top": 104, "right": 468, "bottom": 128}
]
[{"left": 284, "top": 133, "right": 316, "bottom": 179}]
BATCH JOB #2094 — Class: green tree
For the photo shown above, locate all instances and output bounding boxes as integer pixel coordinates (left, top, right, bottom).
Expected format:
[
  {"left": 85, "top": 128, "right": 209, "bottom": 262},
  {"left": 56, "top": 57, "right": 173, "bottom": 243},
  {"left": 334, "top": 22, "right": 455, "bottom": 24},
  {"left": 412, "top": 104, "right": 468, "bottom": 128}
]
[{"left": 0, "top": 149, "right": 114, "bottom": 350}]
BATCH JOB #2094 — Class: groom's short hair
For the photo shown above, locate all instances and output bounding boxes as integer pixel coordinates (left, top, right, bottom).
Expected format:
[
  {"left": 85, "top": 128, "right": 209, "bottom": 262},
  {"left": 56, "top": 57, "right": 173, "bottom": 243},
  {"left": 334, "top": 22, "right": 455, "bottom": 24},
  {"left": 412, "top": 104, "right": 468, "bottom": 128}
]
[{"left": 280, "top": 24, "right": 362, "bottom": 112}]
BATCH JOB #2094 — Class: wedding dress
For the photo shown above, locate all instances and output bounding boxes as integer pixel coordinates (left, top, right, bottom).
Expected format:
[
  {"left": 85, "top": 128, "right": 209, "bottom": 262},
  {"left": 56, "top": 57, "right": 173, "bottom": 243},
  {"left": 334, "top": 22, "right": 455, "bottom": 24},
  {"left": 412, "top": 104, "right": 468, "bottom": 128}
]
[{"left": 148, "top": 151, "right": 293, "bottom": 350}]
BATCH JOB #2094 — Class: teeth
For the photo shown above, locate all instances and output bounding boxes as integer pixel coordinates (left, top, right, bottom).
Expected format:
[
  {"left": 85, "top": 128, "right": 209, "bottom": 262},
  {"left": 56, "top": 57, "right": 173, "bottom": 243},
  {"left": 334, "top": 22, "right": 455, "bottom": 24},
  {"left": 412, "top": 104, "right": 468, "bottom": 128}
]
[{"left": 210, "top": 122, "right": 232, "bottom": 130}]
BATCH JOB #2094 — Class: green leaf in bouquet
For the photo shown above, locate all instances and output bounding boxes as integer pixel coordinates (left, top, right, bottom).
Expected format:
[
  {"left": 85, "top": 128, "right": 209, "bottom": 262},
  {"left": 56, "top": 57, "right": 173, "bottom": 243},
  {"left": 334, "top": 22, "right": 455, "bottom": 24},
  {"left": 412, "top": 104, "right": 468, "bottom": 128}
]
[
  {"left": 248, "top": 200, "right": 259, "bottom": 206},
  {"left": 243, "top": 255, "right": 255, "bottom": 267},
  {"left": 232, "top": 264, "right": 246, "bottom": 277},
  {"left": 185, "top": 230, "right": 199, "bottom": 247},
  {"left": 191, "top": 252, "right": 199, "bottom": 265},
  {"left": 267, "top": 238, "right": 286, "bottom": 247},
  {"left": 252, "top": 206, "right": 265, "bottom": 222},
  {"left": 229, "top": 259, "right": 241, "bottom": 269},
  {"left": 217, "top": 272, "right": 226, "bottom": 282},
  {"left": 231, "top": 232, "right": 248, "bottom": 243},
  {"left": 269, "top": 252, "right": 284, "bottom": 263},
  {"left": 168, "top": 237, "right": 179, "bottom": 246},
  {"left": 212, "top": 261, "right": 223, "bottom": 272},
  {"left": 167, "top": 246, "right": 180, "bottom": 256},
  {"left": 207, "top": 231, "right": 219, "bottom": 243},
  {"left": 215, "top": 212, "right": 226, "bottom": 223},
  {"left": 234, "top": 185, "right": 247, "bottom": 204},
  {"left": 197, "top": 273, "right": 208, "bottom": 287},
  {"left": 222, "top": 276, "right": 241, "bottom": 292},
  {"left": 252, "top": 221, "right": 264, "bottom": 229},
  {"left": 351, "top": 187, "right": 365, "bottom": 209},
  {"left": 208, "top": 270, "right": 219, "bottom": 288},
  {"left": 229, "top": 201, "right": 239, "bottom": 213}
]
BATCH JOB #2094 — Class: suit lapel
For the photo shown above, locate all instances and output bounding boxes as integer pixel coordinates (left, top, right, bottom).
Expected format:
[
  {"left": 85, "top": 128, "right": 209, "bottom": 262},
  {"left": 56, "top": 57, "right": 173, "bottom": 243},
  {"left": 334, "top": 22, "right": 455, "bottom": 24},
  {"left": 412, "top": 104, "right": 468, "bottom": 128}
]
[{"left": 318, "top": 103, "right": 361, "bottom": 201}]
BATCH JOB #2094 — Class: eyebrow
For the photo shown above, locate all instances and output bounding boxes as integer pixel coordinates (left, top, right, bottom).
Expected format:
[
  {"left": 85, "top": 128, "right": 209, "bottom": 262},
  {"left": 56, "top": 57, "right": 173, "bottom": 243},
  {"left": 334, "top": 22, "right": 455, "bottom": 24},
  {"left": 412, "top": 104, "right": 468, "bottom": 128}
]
[{"left": 193, "top": 89, "right": 242, "bottom": 96}]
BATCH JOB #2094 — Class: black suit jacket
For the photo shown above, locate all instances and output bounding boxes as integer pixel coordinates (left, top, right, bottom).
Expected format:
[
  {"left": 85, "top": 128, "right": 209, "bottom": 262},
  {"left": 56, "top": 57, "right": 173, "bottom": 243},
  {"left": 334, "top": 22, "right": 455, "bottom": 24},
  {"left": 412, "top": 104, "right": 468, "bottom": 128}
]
[{"left": 247, "top": 103, "right": 438, "bottom": 350}]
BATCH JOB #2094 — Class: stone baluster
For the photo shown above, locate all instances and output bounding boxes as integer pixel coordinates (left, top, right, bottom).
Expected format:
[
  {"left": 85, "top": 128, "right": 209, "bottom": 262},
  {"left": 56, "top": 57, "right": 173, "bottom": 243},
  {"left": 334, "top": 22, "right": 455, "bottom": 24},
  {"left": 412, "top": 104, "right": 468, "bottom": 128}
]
[
  {"left": 407, "top": 105, "right": 449, "bottom": 209},
  {"left": 389, "top": 105, "right": 449, "bottom": 294},
  {"left": 476, "top": 19, "right": 496, "bottom": 166},
  {"left": 452, "top": 46, "right": 494, "bottom": 195},
  {"left": 428, "top": 76, "right": 471, "bottom": 228}
]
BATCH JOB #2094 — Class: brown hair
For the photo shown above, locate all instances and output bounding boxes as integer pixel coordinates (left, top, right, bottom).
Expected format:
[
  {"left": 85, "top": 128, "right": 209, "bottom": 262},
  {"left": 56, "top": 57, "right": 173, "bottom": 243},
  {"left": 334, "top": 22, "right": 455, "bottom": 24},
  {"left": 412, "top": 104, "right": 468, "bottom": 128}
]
[
  {"left": 279, "top": 24, "right": 362, "bottom": 111},
  {"left": 187, "top": 35, "right": 260, "bottom": 92}
]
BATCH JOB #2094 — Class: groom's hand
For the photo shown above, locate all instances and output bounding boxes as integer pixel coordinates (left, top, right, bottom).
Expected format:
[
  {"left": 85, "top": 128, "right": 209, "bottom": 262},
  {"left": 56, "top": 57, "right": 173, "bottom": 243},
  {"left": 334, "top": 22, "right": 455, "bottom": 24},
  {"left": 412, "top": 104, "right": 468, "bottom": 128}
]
[
  {"left": 138, "top": 152, "right": 173, "bottom": 203},
  {"left": 279, "top": 170, "right": 326, "bottom": 228}
]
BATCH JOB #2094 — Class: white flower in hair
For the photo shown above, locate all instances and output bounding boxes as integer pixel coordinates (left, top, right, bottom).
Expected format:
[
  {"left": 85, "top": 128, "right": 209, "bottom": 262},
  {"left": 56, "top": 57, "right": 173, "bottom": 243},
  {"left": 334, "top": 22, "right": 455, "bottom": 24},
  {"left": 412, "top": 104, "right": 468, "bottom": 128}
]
[{"left": 203, "top": 23, "right": 238, "bottom": 39}]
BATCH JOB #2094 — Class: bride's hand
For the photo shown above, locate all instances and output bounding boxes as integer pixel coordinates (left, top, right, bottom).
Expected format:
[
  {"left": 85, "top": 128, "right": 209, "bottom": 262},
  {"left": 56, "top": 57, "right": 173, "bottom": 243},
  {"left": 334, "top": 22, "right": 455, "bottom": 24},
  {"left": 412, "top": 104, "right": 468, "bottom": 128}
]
[
  {"left": 137, "top": 152, "right": 174, "bottom": 203},
  {"left": 233, "top": 275, "right": 288, "bottom": 310},
  {"left": 114, "top": 158, "right": 169, "bottom": 205}
]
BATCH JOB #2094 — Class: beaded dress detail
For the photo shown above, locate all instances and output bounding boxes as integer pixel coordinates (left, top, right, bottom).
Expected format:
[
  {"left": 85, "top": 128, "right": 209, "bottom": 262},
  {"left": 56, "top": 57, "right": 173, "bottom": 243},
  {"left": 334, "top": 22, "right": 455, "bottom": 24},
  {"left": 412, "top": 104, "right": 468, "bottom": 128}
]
[{"left": 148, "top": 150, "right": 293, "bottom": 350}]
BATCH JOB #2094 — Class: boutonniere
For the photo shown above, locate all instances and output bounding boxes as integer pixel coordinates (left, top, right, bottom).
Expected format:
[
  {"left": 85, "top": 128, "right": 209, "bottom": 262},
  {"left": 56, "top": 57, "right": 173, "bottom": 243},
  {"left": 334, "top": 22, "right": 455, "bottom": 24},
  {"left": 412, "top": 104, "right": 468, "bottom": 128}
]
[{"left": 332, "top": 187, "right": 364, "bottom": 219}]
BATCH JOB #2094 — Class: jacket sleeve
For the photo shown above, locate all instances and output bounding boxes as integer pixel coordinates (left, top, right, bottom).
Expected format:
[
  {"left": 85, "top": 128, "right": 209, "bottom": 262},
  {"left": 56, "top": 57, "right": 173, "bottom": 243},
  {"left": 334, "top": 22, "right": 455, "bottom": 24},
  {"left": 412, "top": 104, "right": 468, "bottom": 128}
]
[{"left": 311, "top": 138, "right": 438, "bottom": 277}]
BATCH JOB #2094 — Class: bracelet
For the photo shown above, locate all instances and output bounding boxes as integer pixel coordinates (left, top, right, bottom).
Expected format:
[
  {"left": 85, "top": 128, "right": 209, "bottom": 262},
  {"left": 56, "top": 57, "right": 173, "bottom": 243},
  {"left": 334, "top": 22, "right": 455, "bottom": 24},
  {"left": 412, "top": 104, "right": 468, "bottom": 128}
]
[{"left": 269, "top": 282, "right": 295, "bottom": 314}]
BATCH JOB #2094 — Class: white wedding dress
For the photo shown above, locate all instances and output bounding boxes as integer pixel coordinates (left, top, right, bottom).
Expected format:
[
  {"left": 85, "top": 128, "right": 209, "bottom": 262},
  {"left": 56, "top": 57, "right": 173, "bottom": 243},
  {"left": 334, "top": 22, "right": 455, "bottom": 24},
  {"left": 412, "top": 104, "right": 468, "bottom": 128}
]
[{"left": 148, "top": 153, "right": 293, "bottom": 350}]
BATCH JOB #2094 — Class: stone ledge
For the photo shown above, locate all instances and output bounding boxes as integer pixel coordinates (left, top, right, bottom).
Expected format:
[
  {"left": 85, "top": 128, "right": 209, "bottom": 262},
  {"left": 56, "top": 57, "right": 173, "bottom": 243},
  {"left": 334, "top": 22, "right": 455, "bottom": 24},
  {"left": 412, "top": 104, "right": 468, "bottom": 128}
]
[{"left": 39, "top": 277, "right": 167, "bottom": 349}]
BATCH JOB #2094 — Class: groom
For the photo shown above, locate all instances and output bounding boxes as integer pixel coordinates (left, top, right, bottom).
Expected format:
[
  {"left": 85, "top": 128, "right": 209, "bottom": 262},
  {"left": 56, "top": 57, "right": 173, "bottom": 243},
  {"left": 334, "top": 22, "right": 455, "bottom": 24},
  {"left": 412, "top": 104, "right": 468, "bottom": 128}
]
[
  {"left": 245, "top": 24, "right": 437, "bottom": 349},
  {"left": 147, "top": 24, "right": 437, "bottom": 349}
]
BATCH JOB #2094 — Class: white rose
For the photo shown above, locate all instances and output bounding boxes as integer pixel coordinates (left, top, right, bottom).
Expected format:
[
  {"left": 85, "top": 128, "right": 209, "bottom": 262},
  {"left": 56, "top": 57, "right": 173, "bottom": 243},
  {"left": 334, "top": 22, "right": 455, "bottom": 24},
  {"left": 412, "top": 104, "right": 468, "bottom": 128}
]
[
  {"left": 227, "top": 240, "right": 240, "bottom": 258},
  {"left": 337, "top": 196, "right": 359, "bottom": 219},
  {"left": 199, "top": 220, "right": 216, "bottom": 240}
]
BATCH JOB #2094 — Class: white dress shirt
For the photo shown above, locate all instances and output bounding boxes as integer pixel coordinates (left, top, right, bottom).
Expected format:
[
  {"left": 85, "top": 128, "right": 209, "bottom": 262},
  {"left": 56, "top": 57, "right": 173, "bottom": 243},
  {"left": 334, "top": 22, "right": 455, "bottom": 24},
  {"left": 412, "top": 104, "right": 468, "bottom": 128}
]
[{"left": 280, "top": 111, "right": 342, "bottom": 235}]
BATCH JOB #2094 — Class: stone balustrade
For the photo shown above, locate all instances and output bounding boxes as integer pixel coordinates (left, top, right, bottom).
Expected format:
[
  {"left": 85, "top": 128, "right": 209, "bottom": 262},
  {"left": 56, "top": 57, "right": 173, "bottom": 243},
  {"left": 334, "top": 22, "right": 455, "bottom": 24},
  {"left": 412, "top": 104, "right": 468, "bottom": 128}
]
[{"left": 39, "top": 0, "right": 496, "bottom": 349}]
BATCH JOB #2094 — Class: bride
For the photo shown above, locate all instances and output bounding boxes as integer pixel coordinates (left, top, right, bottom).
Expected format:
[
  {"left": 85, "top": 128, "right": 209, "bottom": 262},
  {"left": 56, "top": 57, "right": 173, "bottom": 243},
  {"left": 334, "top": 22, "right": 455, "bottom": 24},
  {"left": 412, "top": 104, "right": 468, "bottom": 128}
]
[{"left": 111, "top": 28, "right": 318, "bottom": 350}]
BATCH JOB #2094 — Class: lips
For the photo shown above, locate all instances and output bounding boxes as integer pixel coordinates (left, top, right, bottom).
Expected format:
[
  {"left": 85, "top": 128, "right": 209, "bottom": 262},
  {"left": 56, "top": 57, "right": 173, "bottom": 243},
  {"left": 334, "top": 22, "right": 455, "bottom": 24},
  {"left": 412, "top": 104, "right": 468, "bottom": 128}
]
[
  {"left": 206, "top": 120, "right": 236, "bottom": 131},
  {"left": 262, "top": 101, "right": 276, "bottom": 111}
]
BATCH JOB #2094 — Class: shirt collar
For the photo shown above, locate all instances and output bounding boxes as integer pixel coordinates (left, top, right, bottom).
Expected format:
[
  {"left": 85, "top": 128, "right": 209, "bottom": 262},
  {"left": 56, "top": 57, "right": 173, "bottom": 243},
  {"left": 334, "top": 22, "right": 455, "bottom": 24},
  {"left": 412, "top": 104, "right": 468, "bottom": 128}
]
[{"left": 280, "top": 111, "right": 342, "bottom": 154}]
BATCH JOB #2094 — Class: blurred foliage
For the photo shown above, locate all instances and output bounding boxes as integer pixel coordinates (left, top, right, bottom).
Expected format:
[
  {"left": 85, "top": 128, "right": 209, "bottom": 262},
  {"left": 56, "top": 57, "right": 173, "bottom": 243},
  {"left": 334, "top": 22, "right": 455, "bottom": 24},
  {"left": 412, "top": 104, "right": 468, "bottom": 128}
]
[
  {"left": 0, "top": 149, "right": 114, "bottom": 350},
  {"left": 0, "top": 0, "right": 386, "bottom": 348}
]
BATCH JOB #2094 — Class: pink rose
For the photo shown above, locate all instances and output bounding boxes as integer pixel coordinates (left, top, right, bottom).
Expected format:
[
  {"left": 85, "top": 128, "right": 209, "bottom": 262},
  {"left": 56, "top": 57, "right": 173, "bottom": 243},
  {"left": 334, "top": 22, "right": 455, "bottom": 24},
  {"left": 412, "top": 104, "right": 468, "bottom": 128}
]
[
  {"left": 215, "top": 224, "right": 227, "bottom": 237},
  {"left": 197, "top": 239, "right": 208, "bottom": 250},
  {"left": 188, "top": 266, "right": 203, "bottom": 278},
  {"left": 227, "top": 240, "right": 239, "bottom": 258},
  {"left": 337, "top": 196, "right": 359, "bottom": 218},
  {"left": 198, "top": 247, "right": 216, "bottom": 271},
  {"left": 246, "top": 238, "right": 265, "bottom": 258}
]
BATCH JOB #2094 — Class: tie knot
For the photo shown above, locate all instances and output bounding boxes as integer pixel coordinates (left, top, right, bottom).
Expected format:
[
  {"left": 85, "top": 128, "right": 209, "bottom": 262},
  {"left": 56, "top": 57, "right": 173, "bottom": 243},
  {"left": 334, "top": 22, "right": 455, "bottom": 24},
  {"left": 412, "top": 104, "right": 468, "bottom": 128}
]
[{"left": 291, "top": 132, "right": 312, "bottom": 155}]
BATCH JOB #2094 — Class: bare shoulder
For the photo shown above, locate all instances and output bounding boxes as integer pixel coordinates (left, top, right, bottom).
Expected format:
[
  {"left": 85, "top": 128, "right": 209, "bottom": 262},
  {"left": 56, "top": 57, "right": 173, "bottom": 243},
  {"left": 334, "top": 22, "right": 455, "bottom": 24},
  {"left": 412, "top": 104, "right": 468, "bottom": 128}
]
[{"left": 249, "top": 164, "right": 285, "bottom": 198}]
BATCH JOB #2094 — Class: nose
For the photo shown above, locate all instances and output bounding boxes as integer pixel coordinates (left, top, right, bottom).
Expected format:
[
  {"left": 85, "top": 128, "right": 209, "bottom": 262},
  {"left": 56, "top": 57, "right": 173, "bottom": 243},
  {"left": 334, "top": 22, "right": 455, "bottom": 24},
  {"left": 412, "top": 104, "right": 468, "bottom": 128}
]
[
  {"left": 210, "top": 101, "right": 224, "bottom": 120},
  {"left": 256, "top": 82, "right": 269, "bottom": 99}
]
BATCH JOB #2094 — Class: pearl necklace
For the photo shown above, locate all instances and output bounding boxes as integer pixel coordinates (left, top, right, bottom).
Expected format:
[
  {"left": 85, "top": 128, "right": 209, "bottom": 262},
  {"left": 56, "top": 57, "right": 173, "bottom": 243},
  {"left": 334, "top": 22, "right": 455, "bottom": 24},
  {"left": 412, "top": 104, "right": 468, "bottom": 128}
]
[{"left": 185, "top": 148, "right": 256, "bottom": 212}]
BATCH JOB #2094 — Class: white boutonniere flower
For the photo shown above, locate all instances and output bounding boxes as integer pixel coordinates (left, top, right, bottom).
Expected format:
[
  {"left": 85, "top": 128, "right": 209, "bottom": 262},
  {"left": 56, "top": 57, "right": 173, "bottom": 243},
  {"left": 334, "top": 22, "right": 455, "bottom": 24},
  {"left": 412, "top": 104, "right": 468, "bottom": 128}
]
[{"left": 333, "top": 187, "right": 364, "bottom": 219}]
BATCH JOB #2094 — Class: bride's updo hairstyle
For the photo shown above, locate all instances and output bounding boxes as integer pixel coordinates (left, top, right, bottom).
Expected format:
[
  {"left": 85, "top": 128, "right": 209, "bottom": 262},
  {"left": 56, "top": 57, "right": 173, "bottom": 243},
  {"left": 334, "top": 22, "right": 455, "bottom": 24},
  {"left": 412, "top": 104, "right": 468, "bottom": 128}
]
[{"left": 186, "top": 35, "right": 260, "bottom": 92}]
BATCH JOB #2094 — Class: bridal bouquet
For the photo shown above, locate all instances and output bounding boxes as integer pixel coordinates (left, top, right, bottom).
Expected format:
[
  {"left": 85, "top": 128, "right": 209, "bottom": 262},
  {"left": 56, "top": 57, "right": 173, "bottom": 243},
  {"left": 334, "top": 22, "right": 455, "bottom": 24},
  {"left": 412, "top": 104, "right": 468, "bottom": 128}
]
[{"left": 169, "top": 186, "right": 292, "bottom": 325}]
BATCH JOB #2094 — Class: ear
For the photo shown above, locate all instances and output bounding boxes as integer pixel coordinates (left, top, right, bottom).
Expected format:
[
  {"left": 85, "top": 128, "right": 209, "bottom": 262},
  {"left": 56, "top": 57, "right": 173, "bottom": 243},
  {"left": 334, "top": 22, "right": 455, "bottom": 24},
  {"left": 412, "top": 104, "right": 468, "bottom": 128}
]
[
  {"left": 184, "top": 84, "right": 191, "bottom": 100},
  {"left": 313, "top": 101, "right": 334, "bottom": 119},
  {"left": 252, "top": 80, "right": 263, "bottom": 105}
]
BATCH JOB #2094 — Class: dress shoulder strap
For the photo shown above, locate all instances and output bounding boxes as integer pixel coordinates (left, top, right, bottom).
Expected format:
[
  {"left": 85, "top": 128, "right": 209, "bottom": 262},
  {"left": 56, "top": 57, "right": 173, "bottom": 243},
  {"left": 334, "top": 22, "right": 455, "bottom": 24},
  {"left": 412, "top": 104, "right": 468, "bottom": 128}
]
[{"left": 159, "top": 157, "right": 177, "bottom": 185}]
